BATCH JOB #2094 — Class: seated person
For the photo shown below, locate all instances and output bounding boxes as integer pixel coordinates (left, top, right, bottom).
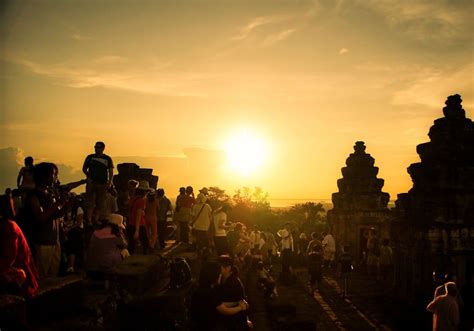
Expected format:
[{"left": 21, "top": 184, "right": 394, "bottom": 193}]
[
  {"left": 190, "top": 261, "right": 249, "bottom": 331},
  {"left": 255, "top": 259, "right": 276, "bottom": 299},
  {"left": 85, "top": 214, "right": 129, "bottom": 275},
  {"left": 0, "top": 213, "right": 39, "bottom": 298}
]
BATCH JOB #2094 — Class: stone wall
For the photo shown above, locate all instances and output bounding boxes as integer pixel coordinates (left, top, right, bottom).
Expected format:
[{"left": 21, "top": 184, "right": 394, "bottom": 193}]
[
  {"left": 393, "top": 94, "right": 474, "bottom": 300},
  {"left": 328, "top": 141, "right": 391, "bottom": 258}
]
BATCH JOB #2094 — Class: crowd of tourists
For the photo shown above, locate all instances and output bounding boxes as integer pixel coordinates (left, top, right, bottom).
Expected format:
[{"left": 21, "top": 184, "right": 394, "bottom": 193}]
[{"left": 1, "top": 140, "right": 471, "bottom": 330}]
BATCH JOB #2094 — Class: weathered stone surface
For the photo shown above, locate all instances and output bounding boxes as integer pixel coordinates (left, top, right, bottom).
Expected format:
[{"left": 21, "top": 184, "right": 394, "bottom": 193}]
[
  {"left": 110, "top": 254, "right": 165, "bottom": 295},
  {"left": 393, "top": 94, "right": 474, "bottom": 300},
  {"left": 28, "top": 275, "right": 85, "bottom": 324},
  {"left": 328, "top": 142, "right": 391, "bottom": 259},
  {"left": 0, "top": 295, "right": 27, "bottom": 330},
  {"left": 113, "top": 162, "right": 159, "bottom": 216}
]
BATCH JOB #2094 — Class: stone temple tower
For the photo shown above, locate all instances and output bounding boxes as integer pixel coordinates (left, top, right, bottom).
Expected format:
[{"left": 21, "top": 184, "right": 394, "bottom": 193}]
[
  {"left": 393, "top": 94, "right": 474, "bottom": 299},
  {"left": 328, "top": 141, "right": 391, "bottom": 260}
]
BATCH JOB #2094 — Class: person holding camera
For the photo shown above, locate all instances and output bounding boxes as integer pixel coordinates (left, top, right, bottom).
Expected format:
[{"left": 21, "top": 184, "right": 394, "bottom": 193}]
[{"left": 23, "top": 162, "right": 71, "bottom": 278}]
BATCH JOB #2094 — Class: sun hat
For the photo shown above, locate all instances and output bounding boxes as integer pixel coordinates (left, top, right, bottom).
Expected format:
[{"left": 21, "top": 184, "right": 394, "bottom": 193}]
[
  {"left": 107, "top": 213, "right": 125, "bottom": 229},
  {"left": 137, "top": 180, "right": 154, "bottom": 191}
]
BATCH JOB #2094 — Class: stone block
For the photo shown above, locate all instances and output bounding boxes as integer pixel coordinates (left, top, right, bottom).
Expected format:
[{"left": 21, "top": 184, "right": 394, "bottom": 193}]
[
  {"left": 110, "top": 254, "right": 165, "bottom": 295},
  {"left": 117, "top": 280, "right": 196, "bottom": 330},
  {"left": 28, "top": 274, "right": 85, "bottom": 324},
  {"left": 0, "top": 295, "right": 27, "bottom": 330}
]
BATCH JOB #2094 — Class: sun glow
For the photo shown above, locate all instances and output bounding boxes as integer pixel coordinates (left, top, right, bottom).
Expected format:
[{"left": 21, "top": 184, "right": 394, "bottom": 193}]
[{"left": 225, "top": 130, "right": 268, "bottom": 176}]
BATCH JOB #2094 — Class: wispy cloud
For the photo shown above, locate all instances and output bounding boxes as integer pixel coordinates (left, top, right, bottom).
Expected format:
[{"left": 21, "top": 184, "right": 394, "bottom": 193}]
[
  {"left": 262, "top": 28, "right": 296, "bottom": 47},
  {"left": 231, "top": 16, "right": 283, "bottom": 41},
  {"left": 71, "top": 33, "right": 91, "bottom": 41},
  {"left": 361, "top": 0, "right": 473, "bottom": 42},
  {"left": 339, "top": 48, "right": 349, "bottom": 55},
  {"left": 392, "top": 64, "right": 474, "bottom": 109},
  {"left": 93, "top": 55, "right": 128, "bottom": 64}
]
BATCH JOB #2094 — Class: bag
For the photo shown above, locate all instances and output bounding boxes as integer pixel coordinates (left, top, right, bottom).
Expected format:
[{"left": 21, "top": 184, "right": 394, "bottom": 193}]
[{"left": 169, "top": 257, "right": 192, "bottom": 289}]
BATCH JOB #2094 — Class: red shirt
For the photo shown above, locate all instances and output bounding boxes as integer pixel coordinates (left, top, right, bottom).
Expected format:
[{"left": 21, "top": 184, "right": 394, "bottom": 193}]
[
  {"left": 179, "top": 195, "right": 195, "bottom": 209},
  {"left": 0, "top": 220, "right": 39, "bottom": 298},
  {"left": 129, "top": 196, "right": 146, "bottom": 227}
]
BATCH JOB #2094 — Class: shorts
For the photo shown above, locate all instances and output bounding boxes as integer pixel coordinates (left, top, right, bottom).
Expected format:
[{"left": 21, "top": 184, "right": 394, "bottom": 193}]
[{"left": 85, "top": 180, "right": 108, "bottom": 215}]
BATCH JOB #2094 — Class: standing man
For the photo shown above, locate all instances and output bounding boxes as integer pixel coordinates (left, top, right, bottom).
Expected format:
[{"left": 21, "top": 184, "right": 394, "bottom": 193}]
[
  {"left": 191, "top": 192, "right": 212, "bottom": 253},
  {"left": 82, "top": 141, "right": 114, "bottom": 224},
  {"left": 427, "top": 282, "right": 460, "bottom": 331},
  {"left": 322, "top": 231, "right": 336, "bottom": 269},
  {"left": 156, "top": 188, "right": 173, "bottom": 250},
  {"left": 177, "top": 186, "right": 195, "bottom": 244}
]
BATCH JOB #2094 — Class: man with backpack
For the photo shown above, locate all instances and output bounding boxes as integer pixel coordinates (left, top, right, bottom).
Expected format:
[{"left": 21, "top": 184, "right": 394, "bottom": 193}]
[{"left": 191, "top": 192, "right": 212, "bottom": 253}]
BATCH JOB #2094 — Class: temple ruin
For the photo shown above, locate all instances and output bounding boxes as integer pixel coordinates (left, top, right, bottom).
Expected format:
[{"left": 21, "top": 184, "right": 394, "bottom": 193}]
[
  {"left": 327, "top": 141, "right": 391, "bottom": 259},
  {"left": 393, "top": 94, "right": 474, "bottom": 300}
]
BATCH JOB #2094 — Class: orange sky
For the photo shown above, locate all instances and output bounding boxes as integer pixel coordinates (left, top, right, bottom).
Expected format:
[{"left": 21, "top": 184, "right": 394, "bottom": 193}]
[{"left": 1, "top": 1, "right": 473, "bottom": 202}]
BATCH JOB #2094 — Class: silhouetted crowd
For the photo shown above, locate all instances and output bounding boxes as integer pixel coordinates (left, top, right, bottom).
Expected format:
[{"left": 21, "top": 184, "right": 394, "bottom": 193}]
[{"left": 1, "top": 141, "right": 473, "bottom": 330}]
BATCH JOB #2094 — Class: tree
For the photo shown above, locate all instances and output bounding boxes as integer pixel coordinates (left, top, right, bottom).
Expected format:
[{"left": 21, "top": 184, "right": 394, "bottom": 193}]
[
  {"left": 282, "top": 202, "right": 327, "bottom": 236},
  {"left": 230, "top": 187, "right": 274, "bottom": 228},
  {"left": 206, "top": 186, "right": 231, "bottom": 210}
]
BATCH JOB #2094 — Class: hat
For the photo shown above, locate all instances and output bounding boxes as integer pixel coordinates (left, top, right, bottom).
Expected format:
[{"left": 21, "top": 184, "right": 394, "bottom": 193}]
[
  {"left": 137, "top": 180, "right": 154, "bottom": 191},
  {"left": 107, "top": 213, "right": 125, "bottom": 229},
  {"left": 127, "top": 179, "right": 139, "bottom": 188},
  {"left": 199, "top": 187, "right": 208, "bottom": 195},
  {"left": 217, "top": 255, "right": 233, "bottom": 267},
  {"left": 196, "top": 192, "right": 207, "bottom": 203},
  {"left": 94, "top": 141, "right": 105, "bottom": 148}
]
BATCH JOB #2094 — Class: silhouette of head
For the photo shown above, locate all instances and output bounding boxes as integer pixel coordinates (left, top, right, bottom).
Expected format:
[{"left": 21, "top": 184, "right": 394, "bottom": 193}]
[
  {"left": 24, "top": 156, "right": 34, "bottom": 166},
  {"left": 94, "top": 141, "right": 105, "bottom": 154}
]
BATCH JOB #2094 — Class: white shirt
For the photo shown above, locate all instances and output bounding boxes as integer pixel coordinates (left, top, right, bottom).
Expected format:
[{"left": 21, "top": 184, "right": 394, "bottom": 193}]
[
  {"left": 281, "top": 233, "right": 294, "bottom": 251},
  {"left": 213, "top": 211, "right": 227, "bottom": 237},
  {"left": 192, "top": 203, "right": 212, "bottom": 231},
  {"left": 322, "top": 234, "right": 336, "bottom": 252}
]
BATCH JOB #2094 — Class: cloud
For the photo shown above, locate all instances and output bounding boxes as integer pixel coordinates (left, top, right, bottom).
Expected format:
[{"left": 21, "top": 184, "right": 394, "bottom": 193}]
[
  {"left": 392, "top": 63, "right": 474, "bottom": 109},
  {"left": 0, "top": 147, "right": 83, "bottom": 191},
  {"left": 93, "top": 55, "right": 128, "bottom": 64},
  {"left": 339, "top": 48, "right": 349, "bottom": 55},
  {"left": 0, "top": 147, "right": 23, "bottom": 190},
  {"left": 71, "top": 33, "right": 91, "bottom": 41},
  {"left": 262, "top": 28, "right": 296, "bottom": 47},
  {"left": 9, "top": 56, "right": 203, "bottom": 97},
  {"left": 231, "top": 16, "right": 283, "bottom": 41},
  {"left": 111, "top": 148, "right": 228, "bottom": 193},
  {"left": 361, "top": 0, "right": 473, "bottom": 43}
]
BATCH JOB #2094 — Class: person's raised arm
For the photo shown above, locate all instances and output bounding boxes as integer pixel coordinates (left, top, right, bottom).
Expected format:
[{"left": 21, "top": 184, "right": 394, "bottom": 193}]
[
  {"left": 82, "top": 157, "right": 89, "bottom": 178},
  {"left": 17, "top": 168, "right": 24, "bottom": 188},
  {"left": 426, "top": 297, "right": 439, "bottom": 313}
]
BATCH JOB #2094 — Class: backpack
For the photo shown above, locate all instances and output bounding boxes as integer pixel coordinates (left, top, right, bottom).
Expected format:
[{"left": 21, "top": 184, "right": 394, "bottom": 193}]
[{"left": 169, "top": 257, "right": 192, "bottom": 289}]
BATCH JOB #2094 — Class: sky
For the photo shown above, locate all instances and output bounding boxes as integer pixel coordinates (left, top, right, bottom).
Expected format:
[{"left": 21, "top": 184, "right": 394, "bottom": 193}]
[{"left": 1, "top": 0, "right": 473, "bottom": 204}]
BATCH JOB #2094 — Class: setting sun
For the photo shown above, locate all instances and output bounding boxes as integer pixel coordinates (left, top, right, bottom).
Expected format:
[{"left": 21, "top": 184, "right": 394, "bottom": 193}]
[{"left": 225, "top": 130, "right": 268, "bottom": 176}]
